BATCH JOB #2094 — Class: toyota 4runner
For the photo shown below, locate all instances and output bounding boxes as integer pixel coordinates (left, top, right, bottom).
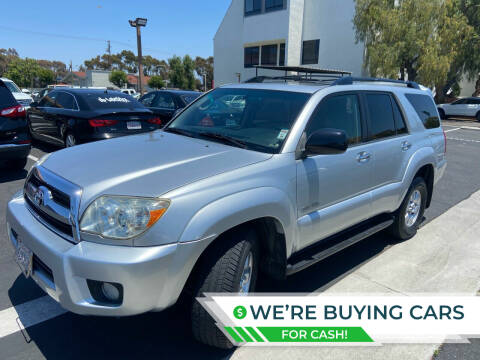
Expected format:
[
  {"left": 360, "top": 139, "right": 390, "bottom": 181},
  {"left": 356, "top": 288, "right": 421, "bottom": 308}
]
[{"left": 7, "top": 76, "right": 446, "bottom": 349}]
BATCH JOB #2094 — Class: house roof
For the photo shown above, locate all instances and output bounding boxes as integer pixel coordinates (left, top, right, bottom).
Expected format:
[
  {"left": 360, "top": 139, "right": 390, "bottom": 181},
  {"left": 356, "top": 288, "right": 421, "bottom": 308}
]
[
  {"left": 73, "top": 71, "right": 86, "bottom": 78},
  {"left": 127, "top": 74, "right": 151, "bottom": 85}
]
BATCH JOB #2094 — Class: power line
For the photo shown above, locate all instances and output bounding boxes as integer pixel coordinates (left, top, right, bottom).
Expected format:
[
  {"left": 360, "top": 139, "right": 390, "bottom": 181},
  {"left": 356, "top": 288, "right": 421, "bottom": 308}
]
[{"left": 0, "top": 25, "right": 173, "bottom": 56}]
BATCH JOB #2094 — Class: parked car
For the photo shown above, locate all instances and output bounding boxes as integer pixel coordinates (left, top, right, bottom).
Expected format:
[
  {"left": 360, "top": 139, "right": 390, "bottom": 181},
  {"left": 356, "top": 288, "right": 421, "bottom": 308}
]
[
  {"left": 0, "top": 79, "right": 30, "bottom": 168},
  {"left": 27, "top": 88, "right": 159, "bottom": 147},
  {"left": 437, "top": 97, "right": 480, "bottom": 121},
  {"left": 139, "top": 90, "right": 201, "bottom": 125},
  {"left": 1, "top": 77, "right": 33, "bottom": 108},
  {"left": 33, "top": 87, "right": 54, "bottom": 101},
  {"left": 7, "top": 77, "right": 446, "bottom": 349}
]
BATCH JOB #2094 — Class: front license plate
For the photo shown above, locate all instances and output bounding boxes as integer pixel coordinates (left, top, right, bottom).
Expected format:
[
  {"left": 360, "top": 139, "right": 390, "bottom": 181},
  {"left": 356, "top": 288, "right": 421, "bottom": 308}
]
[
  {"left": 127, "top": 121, "right": 142, "bottom": 130},
  {"left": 15, "top": 240, "right": 33, "bottom": 278}
]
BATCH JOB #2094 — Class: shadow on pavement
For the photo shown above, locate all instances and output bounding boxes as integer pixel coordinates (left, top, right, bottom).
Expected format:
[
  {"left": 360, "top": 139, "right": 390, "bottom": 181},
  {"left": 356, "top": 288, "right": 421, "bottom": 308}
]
[
  {"left": 0, "top": 164, "right": 27, "bottom": 184},
  {"left": 7, "top": 231, "right": 397, "bottom": 360}
]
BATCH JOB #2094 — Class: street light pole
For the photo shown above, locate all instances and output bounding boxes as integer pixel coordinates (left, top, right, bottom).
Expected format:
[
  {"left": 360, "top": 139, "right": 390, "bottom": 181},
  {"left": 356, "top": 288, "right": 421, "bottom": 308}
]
[
  {"left": 129, "top": 18, "right": 147, "bottom": 95},
  {"left": 202, "top": 73, "right": 207, "bottom": 92}
]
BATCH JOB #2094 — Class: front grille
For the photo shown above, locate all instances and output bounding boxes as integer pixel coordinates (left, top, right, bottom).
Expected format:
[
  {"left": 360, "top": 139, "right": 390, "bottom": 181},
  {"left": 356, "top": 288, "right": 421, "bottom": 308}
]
[
  {"left": 29, "top": 172, "right": 70, "bottom": 208},
  {"left": 24, "top": 166, "right": 81, "bottom": 243},
  {"left": 25, "top": 196, "right": 73, "bottom": 237}
]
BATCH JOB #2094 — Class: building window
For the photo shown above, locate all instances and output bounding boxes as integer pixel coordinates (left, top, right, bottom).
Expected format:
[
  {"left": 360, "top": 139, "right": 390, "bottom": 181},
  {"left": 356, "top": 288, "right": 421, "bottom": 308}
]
[
  {"left": 261, "top": 44, "right": 278, "bottom": 65},
  {"left": 302, "top": 39, "right": 320, "bottom": 65},
  {"left": 244, "top": 46, "right": 260, "bottom": 68},
  {"left": 265, "top": 0, "right": 284, "bottom": 11},
  {"left": 279, "top": 43, "right": 285, "bottom": 66},
  {"left": 245, "top": 0, "right": 261, "bottom": 15}
]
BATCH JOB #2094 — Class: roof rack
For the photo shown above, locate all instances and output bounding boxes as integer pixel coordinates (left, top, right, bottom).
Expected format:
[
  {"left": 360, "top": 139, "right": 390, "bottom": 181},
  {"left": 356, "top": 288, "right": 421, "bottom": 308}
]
[
  {"left": 332, "top": 76, "right": 420, "bottom": 89},
  {"left": 245, "top": 65, "right": 351, "bottom": 84}
]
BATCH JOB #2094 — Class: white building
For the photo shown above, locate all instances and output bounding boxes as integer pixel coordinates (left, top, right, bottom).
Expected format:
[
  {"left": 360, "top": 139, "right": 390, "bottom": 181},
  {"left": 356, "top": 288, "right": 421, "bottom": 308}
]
[{"left": 214, "top": 0, "right": 365, "bottom": 86}]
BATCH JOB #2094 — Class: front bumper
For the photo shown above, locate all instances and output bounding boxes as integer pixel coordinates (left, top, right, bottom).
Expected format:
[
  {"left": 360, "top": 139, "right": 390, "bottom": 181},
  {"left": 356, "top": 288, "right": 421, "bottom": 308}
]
[
  {"left": 0, "top": 143, "right": 30, "bottom": 160},
  {"left": 7, "top": 192, "right": 210, "bottom": 316}
]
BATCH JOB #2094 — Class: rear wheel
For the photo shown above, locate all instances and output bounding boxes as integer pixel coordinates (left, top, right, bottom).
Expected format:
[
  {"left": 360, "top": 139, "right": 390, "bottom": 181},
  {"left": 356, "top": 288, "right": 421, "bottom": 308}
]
[
  {"left": 476, "top": 112, "right": 480, "bottom": 122},
  {"left": 64, "top": 133, "right": 76, "bottom": 148},
  {"left": 390, "top": 177, "right": 428, "bottom": 240},
  {"left": 191, "top": 227, "right": 259, "bottom": 349}
]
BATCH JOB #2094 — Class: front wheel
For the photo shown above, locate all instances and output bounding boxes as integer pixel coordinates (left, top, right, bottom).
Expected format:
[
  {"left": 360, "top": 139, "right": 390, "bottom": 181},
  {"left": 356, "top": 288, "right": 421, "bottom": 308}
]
[
  {"left": 438, "top": 108, "right": 446, "bottom": 120},
  {"left": 389, "top": 177, "right": 428, "bottom": 241},
  {"left": 191, "top": 227, "right": 259, "bottom": 349}
]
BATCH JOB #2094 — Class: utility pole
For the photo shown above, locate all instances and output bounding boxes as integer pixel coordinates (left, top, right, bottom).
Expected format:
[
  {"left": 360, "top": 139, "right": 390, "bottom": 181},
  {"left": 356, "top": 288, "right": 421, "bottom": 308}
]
[
  {"left": 106, "top": 40, "right": 111, "bottom": 70},
  {"left": 202, "top": 73, "right": 207, "bottom": 92},
  {"left": 129, "top": 18, "right": 147, "bottom": 95}
]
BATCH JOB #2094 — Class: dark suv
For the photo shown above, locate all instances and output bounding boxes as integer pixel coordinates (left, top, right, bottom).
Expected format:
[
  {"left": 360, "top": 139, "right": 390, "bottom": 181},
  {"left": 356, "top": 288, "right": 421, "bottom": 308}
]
[{"left": 0, "top": 79, "right": 30, "bottom": 169}]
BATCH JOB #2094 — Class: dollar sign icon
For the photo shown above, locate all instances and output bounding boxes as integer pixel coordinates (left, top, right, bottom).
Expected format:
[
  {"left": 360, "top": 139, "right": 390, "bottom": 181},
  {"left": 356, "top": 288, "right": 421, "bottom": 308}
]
[{"left": 233, "top": 305, "right": 247, "bottom": 319}]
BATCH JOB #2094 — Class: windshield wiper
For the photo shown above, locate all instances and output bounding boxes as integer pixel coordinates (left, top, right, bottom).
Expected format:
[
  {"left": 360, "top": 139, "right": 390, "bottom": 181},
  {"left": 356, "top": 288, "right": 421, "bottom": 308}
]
[
  {"left": 164, "top": 127, "right": 196, "bottom": 138},
  {"left": 198, "top": 132, "right": 247, "bottom": 149}
]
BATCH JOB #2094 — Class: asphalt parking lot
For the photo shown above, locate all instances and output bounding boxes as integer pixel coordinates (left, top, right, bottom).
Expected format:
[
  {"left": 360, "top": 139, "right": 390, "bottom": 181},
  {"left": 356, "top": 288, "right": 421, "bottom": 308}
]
[{"left": 0, "top": 121, "right": 479, "bottom": 360}]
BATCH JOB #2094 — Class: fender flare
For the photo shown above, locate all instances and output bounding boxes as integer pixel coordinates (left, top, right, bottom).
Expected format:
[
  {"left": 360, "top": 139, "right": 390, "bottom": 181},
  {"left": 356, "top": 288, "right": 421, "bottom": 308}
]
[{"left": 178, "top": 187, "right": 296, "bottom": 256}]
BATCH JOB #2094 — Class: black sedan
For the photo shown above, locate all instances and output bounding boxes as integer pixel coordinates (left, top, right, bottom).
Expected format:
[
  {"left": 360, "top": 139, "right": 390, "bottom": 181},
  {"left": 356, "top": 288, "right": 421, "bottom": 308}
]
[
  {"left": 138, "top": 90, "right": 201, "bottom": 125},
  {"left": 0, "top": 79, "right": 30, "bottom": 169},
  {"left": 28, "top": 89, "right": 161, "bottom": 147}
]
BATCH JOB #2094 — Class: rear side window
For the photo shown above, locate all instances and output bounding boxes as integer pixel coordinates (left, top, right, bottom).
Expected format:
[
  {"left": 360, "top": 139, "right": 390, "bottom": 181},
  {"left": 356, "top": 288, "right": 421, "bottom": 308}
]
[
  {"left": 307, "top": 94, "right": 362, "bottom": 144},
  {"left": 392, "top": 97, "right": 408, "bottom": 134},
  {"left": 405, "top": 93, "right": 440, "bottom": 129},
  {"left": 56, "top": 92, "right": 77, "bottom": 110},
  {"left": 152, "top": 93, "right": 176, "bottom": 109},
  {"left": 0, "top": 84, "right": 17, "bottom": 109},
  {"left": 366, "top": 93, "right": 396, "bottom": 139}
]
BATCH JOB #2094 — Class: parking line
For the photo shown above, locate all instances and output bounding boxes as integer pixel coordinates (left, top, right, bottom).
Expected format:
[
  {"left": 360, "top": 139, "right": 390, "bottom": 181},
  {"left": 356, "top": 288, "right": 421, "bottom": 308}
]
[
  {"left": 27, "top": 155, "right": 39, "bottom": 162},
  {"left": 447, "top": 137, "right": 480, "bottom": 143},
  {"left": 0, "top": 296, "right": 66, "bottom": 339},
  {"left": 444, "top": 128, "right": 461, "bottom": 133},
  {"left": 461, "top": 126, "right": 480, "bottom": 131}
]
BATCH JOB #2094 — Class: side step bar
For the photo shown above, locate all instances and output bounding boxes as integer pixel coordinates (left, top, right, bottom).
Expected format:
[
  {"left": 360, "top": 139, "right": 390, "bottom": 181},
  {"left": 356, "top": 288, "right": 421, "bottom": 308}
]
[{"left": 286, "top": 217, "right": 394, "bottom": 276}]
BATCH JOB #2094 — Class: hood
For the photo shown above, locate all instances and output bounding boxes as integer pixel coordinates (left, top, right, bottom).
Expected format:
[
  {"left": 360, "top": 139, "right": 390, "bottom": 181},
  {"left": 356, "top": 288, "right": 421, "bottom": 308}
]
[
  {"left": 12, "top": 92, "right": 32, "bottom": 101},
  {"left": 42, "top": 131, "right": 272, "bottom": 209}
]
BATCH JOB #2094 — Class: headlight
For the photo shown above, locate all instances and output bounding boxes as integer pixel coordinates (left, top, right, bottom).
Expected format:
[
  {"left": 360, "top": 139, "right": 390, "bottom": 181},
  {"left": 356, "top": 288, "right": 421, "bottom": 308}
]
[{"left": 80, "top": 196, "right": 170, "bottom": 240}]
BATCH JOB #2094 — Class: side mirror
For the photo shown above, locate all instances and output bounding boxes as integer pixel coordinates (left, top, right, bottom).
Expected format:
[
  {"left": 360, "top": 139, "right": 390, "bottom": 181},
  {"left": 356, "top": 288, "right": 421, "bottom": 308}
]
[{"left": 304, "top": 128, "right": 348, "bottom": 156}]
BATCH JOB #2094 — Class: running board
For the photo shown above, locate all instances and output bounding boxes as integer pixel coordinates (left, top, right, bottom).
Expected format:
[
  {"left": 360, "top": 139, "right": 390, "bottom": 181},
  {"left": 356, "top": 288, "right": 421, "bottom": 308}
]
[{"left": 286, "top": 217, "right": 394, "bottom": 276}]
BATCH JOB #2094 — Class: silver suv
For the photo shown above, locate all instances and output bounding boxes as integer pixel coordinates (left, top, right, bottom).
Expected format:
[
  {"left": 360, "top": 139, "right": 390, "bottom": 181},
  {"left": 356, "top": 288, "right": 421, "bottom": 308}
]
[{"left": 7, "top": 77, "right": 446, "bottom": 349}]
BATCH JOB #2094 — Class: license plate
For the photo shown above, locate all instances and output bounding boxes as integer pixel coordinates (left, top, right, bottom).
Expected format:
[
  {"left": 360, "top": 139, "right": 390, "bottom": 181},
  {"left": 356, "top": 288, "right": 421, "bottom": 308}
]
[
  {"left": 127, "top": 121, "right": 142, "bottom": 130},
  {"left": 15, "top": 240, "right": 33, "bottom": 278}
]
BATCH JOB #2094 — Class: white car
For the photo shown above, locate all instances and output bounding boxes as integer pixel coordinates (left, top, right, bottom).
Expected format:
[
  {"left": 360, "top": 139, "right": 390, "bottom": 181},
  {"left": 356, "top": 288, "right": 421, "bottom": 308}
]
[
  {"left": 437, "top": 97, "right": 480, "bottom": 121},
  {"left": 0, "top": 78, "right": 33, "bottom": 107},
  {"left": 120, "top": 88, "right": 138, "bottom": 97}
]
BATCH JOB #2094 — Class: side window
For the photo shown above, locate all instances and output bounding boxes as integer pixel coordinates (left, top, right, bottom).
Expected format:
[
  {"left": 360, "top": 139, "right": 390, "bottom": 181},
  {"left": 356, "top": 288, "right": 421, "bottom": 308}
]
[
  {"left": 366, "top": 93, "right": 396, "bottom": 139},
  {"left": 405, "top": 93, "right": 440, "bottom": 129},
  {"left": 152, "top": 93, "right": 176, "bottom": 109},
  {"left": 306, "top": 94, "right": 362, "bottom": 145},
  {"left": 140, "top": 92, "right": 156, "bottom": 107},
  {"left": 244, "top": 46, "right": 260, "bottom": 68},
  {"left": 39, "top": 92, "right": 57, "bottom": 107},
  {"left": 392, "top": 96, "right": 407, "bottom": 134},
  {"left": 56, "top": 92, "right": 76, "bottom": 110}
]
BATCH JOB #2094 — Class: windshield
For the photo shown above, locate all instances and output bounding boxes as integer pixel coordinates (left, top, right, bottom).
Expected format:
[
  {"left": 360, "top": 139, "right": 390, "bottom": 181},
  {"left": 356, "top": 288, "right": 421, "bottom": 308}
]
[
  {"left": 4, "top": 81, "right": 21, "bottom": 93},
  {"left": 166, "top": 88, "right": 310, "bottom": 154}
]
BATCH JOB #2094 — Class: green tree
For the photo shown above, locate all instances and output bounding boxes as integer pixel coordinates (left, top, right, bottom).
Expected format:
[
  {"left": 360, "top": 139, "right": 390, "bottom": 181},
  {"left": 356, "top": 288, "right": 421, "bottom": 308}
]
[
  {"left": 0, "top": 48, "right": 19, "bottom": 76},
  {"left": 353, "top": 0, "right": 472, "bottom": 91},
  {"left": 5, "top": 58, "right": 41, "bottom": 87},
  {"left": 183, "top": 55, "right": 196, "bottom": 90},
  {"left": 148, "top": 75, "right": 166, "bottom": 89},
  {"left": 109, "top": 70, "right": 128, "bottom": 88},
  {"left": 168, "top": 55, "right": 187, "bottom": 89},
  {"left": 195, "top": 56, "right": 214, "bottom": 90}
]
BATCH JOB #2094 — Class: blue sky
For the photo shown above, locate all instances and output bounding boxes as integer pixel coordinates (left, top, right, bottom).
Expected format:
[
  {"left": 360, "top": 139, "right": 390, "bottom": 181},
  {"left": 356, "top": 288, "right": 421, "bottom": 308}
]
[{"left": 1, "top": 0, "right": 231, "bottom": 69}]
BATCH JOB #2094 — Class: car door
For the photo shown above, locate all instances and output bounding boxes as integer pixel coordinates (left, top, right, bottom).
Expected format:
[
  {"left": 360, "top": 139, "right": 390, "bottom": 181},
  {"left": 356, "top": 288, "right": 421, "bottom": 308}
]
[
  {"left": 296, "top": 92, "right": 374, "bottom": 250},
  {"left": 53, "top": 91, "right": 78, "bottom": 143},
  {"left": 29, "top": 92, "right": 58, "bottom": 139},
  {"left": 465, "top": 98, "right": 480, "bottom": 117},
  {"left": 362, "top": 92, "right": 414, "bottom": 215},
  {"left": 449, "top": 99, "right": 468, "bottom": 116}
]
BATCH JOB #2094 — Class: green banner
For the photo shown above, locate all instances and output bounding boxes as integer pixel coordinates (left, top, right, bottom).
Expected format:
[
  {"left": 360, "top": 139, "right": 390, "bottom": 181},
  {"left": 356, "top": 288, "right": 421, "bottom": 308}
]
[{"left": 224, "top": 326, "right": 373, "bottom": 343}]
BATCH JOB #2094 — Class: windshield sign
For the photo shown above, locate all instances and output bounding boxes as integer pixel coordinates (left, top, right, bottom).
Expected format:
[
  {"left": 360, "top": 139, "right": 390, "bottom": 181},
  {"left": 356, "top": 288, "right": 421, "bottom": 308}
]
[
  {"left": 166, "top": 88, "right": 311, "bottom": 154},
  {"left": 83, "top": 92, "right": 143, "bottom": 110}
]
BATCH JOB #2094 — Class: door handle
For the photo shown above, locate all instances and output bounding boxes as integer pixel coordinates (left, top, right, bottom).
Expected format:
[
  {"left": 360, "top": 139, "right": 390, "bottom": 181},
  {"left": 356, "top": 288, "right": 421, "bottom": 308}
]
[
  {"left": 401, "top": 141, "right": 412, "bottom": 151},
  {"left": 356, "top": 151, "right": 371, "bottom": 163}
]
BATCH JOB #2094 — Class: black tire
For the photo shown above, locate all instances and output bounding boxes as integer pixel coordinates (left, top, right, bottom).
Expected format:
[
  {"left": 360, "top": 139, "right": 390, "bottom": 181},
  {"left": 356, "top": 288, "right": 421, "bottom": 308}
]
[
  {"left": 476, "top": 112, "right": 480, "bottom": 122},
  {"left": 7, "top": 157, "right": 27, "bottom": 170},
  {"left": 191, "top": 227, "right": 259, "bottom": 349},
  {"left": 438, "top": 108, "right": 446, "bottom": 120},
  {"left": 390, "top": 177, "right": 428, "bottom": 241},
  {"left": 64, "top": 132, "right": 77, "bottom": 148}
]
